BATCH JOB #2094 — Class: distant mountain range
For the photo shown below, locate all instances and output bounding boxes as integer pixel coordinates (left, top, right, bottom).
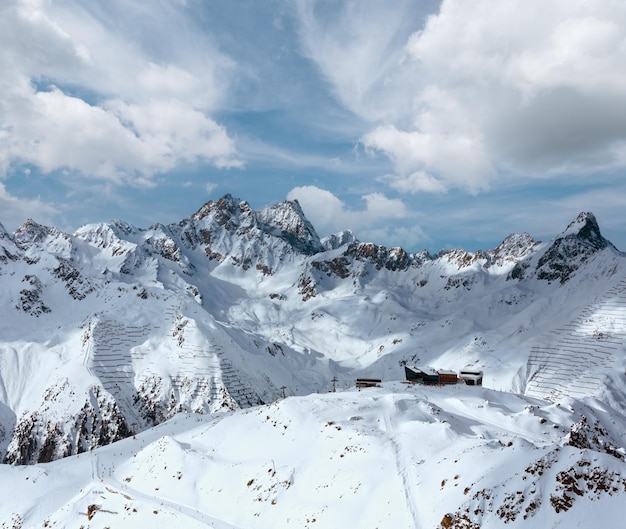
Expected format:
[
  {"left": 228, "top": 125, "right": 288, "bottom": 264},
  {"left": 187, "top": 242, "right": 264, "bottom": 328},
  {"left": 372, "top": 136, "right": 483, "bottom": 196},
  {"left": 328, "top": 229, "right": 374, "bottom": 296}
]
[{"left": 0, "top": 195, "right": 625, "bottom": 465}]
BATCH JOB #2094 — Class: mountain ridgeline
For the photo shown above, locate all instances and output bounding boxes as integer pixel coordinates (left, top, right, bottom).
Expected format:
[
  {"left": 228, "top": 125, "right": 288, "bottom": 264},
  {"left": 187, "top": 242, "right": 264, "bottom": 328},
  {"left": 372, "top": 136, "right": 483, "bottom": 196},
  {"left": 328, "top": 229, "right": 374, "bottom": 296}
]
[{"left": 0, "top": 196, "right": 624, "bottom": 464}]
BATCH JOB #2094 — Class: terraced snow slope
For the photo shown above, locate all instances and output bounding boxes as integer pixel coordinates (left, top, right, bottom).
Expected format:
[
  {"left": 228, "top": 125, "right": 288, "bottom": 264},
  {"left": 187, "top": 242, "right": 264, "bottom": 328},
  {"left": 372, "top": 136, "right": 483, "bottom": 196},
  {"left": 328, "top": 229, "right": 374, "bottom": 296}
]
[{"left": 526, "top": 277, "right": 626, "bottom": 401}]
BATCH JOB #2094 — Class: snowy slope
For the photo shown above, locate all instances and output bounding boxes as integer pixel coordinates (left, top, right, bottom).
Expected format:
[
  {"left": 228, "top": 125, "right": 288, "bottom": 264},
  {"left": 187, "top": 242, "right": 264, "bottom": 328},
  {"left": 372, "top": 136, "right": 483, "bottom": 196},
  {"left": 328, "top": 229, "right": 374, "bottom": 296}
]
[{"left": 1, "top": 384, "right": 624, "bottom": 528}]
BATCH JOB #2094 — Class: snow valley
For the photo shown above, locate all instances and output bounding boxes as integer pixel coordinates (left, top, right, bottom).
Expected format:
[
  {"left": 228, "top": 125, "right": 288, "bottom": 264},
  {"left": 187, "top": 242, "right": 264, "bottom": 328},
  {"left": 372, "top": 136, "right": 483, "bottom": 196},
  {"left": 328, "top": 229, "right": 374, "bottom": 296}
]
[{"left": 0, "top": 195, "right": 625, "bottom": 527}]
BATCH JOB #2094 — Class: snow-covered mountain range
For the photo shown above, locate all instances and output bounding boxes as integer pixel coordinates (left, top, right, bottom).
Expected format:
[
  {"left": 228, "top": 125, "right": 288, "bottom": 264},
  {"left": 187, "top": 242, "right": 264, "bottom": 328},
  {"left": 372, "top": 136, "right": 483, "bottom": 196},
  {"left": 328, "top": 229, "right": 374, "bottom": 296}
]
[{"left": 0, "top": 195, "right": 625, "bottom": 527}]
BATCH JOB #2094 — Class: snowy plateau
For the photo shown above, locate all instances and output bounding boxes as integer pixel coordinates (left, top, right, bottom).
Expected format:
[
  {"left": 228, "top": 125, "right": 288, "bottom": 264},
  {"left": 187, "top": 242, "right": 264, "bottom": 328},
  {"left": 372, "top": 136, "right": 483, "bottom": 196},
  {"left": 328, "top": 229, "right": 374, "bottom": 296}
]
[{"left": 0, "top": 194, "right": 625, "bottom": 528}]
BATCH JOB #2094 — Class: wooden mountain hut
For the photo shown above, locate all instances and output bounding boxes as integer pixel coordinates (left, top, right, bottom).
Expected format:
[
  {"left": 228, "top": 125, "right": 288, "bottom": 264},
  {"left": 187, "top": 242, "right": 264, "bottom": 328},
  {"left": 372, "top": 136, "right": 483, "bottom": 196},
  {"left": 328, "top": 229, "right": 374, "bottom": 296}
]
[
  {"left": 356, "top": 378, "right": 382, "bottom": 388},
  {"left": 437, "top": 370, "right": 458, "bottom": 385}
]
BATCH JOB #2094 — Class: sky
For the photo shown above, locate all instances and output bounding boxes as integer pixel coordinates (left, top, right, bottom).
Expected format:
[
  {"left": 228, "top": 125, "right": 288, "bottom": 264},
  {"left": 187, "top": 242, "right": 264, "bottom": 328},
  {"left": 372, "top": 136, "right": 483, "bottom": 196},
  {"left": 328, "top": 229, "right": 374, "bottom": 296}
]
[{"left": 2, "top": 0, "right": 626, "bottom": 253}]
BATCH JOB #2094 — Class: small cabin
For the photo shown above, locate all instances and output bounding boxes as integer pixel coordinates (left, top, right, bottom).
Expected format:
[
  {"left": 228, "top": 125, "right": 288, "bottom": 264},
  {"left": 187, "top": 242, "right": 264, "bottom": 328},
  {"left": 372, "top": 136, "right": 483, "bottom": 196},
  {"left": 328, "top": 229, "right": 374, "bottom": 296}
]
[
  {"left": 460, "top": 369, "right": 483, "bottom": 386},
  {"left": 438, "top": 370, "right": 458, "bottom": 385},
  {"left": 356, "top": 378, "right": 382, "bottom": 389}
]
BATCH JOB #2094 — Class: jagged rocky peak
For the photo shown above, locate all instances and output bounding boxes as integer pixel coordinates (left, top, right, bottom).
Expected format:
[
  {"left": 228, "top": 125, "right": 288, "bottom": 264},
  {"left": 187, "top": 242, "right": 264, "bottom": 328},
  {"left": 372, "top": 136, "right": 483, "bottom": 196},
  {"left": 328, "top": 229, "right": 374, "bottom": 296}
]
[
  {"left": 74, "top": 221, "right": 136, "bottom": 250},
  {"left": 256, "top": 199, "right": 323, "bottom": 255},
  {"left": 14, "top": 219, "right": 59, "bottom": 245},
  {"left": 185, "top": 195, "right": 324, "bottom": 255},
  {"left": 322, "top": 230, "right": 358, "bottom": 251},
  {"left": 490, "top": 232, "right": 539, "bottom": 265},
  {"left": 558, "top": 211, "right": 612, "bottom": 250},
  {"left": 347, "top": 241, "right": 412, "bottom": 271},
  {"left": 0, "top": 222, "right": 14, "bottom": 263},
  {"left": 190, "top": 194, "right": 239, "bottom": 231},
  {"left": 13, "top": 219, "right": 72, "bottom": 256},
  {"left": 439, "top": 248, "right": 487, "bottom": 269},
  {"left": 535, "top": 211, "right": 616, "bottom": 284},
  {"left": 110, "top": 219, "right": 141, "bottom": 236}
]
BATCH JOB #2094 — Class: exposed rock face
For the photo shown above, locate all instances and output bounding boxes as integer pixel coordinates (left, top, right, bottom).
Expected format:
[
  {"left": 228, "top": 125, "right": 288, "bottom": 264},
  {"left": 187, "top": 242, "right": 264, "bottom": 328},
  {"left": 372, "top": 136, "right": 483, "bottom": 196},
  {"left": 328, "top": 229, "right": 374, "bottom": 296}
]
[
  {"left": 191, "top": 193, "right": 238, "bottom": 228},
  {"left": 308, "top": 242, "right": 417, "bottom": 286},
  {"left": 489, "top": 232, "right": 538, "bottom": 267},
  {"left": 256, "top": 199, "right": 323, "bottom": 255},
  {"left": 312, "top": 256, "right": 352, "bottom": 279},
  {"left": 177, "top": 195, "right": 324, "bottom": 276},
  {"left": 561, "top": 212, "right": 612, "bottom": 250},
  {"left": 567, "top": 415, "right": 625, "bottom": 460},
  {"left": 441, "top": 445, "right": 626, "bottom": 527},
  {"left": 4, "top": 386, "right": 131, "bottom": 465},
  {"left": 536, "top": 212, "right": 616, "bottom": 283},
  {"left": 52, "top": 257, "right": 94, "bottom": 300},
  {"left": 16, "top": 275, "right": 50, "bottom": 316},
  {"left": 14, "top": 219, "right": 72, "bottom": 257},
  {"left": 550, "top": 462, "right": 626, "bottom": 513},
  {"left": 439, "top": 248, "right": 486, "bottom": 269}
]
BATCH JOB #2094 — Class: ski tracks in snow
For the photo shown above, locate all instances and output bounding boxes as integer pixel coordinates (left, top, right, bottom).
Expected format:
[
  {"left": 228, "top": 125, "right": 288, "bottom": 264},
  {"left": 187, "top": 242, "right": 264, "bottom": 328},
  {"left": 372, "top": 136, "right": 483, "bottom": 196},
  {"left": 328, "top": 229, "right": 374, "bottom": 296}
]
[
  {"left": 382, "top": 399, "right": 422, "bottom": 529},
  {"left": 93, "top": 453, "right": 244, "bottom": 529},
  {"left": 439, "top": 398, "right": 549, "bottom": 447}
]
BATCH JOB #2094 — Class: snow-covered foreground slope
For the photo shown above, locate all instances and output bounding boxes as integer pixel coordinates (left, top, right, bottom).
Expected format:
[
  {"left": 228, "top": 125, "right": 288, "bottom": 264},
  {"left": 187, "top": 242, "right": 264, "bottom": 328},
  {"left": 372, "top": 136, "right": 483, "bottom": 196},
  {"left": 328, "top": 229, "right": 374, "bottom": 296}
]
[{"left": 1, "top": 384, "right": 624, "bottom": 528}]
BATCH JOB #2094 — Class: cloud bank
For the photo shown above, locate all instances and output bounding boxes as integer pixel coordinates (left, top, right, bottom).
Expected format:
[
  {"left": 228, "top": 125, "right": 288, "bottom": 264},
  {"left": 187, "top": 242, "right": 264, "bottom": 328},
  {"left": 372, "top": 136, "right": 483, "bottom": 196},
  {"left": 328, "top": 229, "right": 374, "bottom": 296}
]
[
  {"left": 0, "top": 0, "right": 241, "bottom": 186},
  {"left": 295, "top": 0, "right": 626, "bottom": 194}
]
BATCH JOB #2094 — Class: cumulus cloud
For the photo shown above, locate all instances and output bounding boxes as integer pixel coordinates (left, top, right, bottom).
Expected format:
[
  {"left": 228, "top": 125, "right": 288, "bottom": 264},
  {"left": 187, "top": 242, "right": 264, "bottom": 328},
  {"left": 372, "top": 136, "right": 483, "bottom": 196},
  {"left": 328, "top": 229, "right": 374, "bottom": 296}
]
[
  {"left": 0, "top": 0, "right": 241, "bottom": 184},
  {"left": 404, "top": 0, "right": 626, "bottom": 176},
  {"left": 362, "top": 125, "right": 493, "bottom": 193},
  {"left": 0, "top": 183, "right": 57, "bottom": 231},
  {"left": 295, "top": 0, "right": 626, "bottom": 193},
  {"left": 286, "top": 185, "right": 408, "bottom": 238}
]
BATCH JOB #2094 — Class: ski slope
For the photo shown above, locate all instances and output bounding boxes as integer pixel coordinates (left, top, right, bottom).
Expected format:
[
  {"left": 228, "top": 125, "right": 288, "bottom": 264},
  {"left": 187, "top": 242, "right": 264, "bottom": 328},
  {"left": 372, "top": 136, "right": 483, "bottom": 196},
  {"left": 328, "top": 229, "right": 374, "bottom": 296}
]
[{"left": 1, "top": 384, "right": 624, "bottom": 528}]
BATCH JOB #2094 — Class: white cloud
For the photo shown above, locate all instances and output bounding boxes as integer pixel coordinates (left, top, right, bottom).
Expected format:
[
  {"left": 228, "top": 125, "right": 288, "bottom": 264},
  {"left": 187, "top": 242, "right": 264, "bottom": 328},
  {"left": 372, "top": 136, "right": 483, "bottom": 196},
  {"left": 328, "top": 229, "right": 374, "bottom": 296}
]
[
  {"left": 360, "top": 224, "right": 430, "bottom": 251},
  {"left": 404, "top": 0, "right": 626, "bottom": 177},
  {"left": 0, "top": 0, "right": 87, "bottom": 79},
  {"left": 293, "top": 0, "right": 423, "bottom": 123},
  {"left": 286, "top": 185, "right": 408, "bottom": 238},
  {"left": 0, "top": 0, "right": 241, "bottom": 184},
  {"left": 295, "top": 0, "right": 626, "bottom": 193},
  {"left": 379, "top": 171, "right": 447, "bottom": 194},
  {"left": 0, "top": 183, "right": 57, "bottom": 231},
  {"left": 1, "top": 84, "right": 141, "bottom": 182},
  {"left": 362, "top": 125, "right": 493, "bottom": 193},
  {"left": 105, "top": 98, "right": 242, "bottom": 171}
]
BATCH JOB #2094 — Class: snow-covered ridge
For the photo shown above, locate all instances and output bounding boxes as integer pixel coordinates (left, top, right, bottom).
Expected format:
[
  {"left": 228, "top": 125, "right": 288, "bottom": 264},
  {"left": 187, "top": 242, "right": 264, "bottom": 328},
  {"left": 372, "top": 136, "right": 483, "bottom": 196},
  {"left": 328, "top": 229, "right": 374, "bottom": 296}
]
[
  {"left": 0, "top": 197, "right": 624, "bottom": 470},
  {"left": 0, "top": 197, "right": 625, "bottom": 526}
]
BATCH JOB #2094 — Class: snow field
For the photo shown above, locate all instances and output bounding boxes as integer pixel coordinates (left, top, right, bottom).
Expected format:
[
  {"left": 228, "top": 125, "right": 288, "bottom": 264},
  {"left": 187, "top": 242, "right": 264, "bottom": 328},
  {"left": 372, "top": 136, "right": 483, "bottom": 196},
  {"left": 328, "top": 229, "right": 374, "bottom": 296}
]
[{"left": 2, "top": 384, "right": 625, "bottom": 528}]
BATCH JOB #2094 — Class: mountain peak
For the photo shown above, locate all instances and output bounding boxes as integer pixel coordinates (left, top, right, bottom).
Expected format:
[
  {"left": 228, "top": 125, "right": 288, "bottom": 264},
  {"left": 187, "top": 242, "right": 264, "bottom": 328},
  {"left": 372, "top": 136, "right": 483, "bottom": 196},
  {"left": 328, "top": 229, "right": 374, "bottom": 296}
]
[
  {"left": 256, "top": 199, "right": 323, "bottom": 255},
  {"left": 322, "top": 230, "right": 358, "bottom": 251},
  {"left": 190, "top": 194, "right": 239, "bottom": 230},
  {"left": 535, "top": 211, "right": 616, "bottom": 283},
  {"left": 14, "top": 219, "right": 62, "bottom": 246},
  {"left": 558, "top": 211, "right": 609, "bottom": 250},
  {"left": 490, "top": 232, "right": 539, "bottom": 266},
  {"left": 110, "top": 219, "right": 141, "bottom": 236}
]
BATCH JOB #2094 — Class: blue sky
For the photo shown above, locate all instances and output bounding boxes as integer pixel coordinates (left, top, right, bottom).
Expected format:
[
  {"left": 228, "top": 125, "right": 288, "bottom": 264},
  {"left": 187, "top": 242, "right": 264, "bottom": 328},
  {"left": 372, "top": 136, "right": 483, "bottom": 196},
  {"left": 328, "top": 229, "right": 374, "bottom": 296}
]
[{"left": 2, "top": 0, "right": 626, "bottom": 253}]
